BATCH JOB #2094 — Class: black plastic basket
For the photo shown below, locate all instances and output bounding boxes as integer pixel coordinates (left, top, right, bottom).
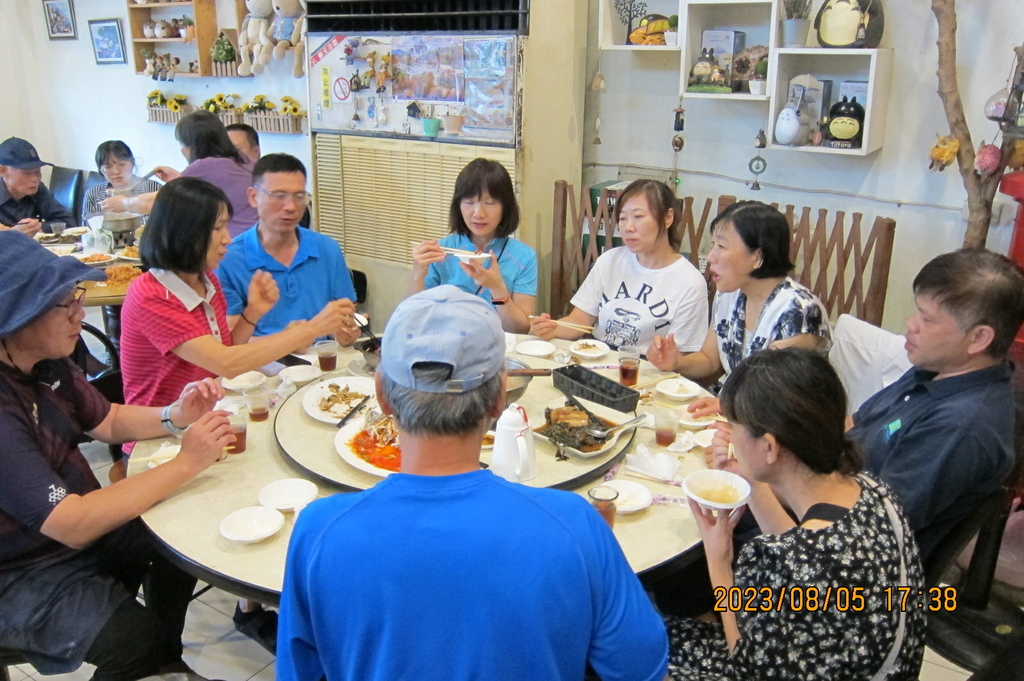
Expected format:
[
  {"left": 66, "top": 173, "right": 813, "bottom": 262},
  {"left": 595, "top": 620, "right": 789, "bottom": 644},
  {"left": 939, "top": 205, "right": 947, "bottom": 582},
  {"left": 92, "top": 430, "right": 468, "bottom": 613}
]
[{"left": 552, "top": 365, "right": 639, "bottom": 413}]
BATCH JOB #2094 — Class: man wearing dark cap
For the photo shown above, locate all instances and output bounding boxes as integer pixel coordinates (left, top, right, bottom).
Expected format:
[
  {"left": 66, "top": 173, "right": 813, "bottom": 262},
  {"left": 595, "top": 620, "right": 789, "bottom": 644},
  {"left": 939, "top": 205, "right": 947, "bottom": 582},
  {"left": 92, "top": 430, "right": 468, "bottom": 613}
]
[
  {"left": 0, "top": 137, "right": 77, "bottom": 235},
  {"left": 277, "top": 285, "right": 669, "bottom": 681},
  {"left": 0, "top": 231, "right": 232, "bottom": 679}
]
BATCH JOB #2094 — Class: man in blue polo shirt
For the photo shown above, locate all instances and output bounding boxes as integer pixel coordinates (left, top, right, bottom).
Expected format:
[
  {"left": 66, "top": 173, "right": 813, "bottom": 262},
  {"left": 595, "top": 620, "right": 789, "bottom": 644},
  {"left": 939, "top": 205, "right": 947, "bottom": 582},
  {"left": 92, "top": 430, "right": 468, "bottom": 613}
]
[
  {"left": 217, "top": 153, "right": 359, "bottom": 344},
  {"left": 849, "top": 249, "right": 1024, "bottom": 562}
]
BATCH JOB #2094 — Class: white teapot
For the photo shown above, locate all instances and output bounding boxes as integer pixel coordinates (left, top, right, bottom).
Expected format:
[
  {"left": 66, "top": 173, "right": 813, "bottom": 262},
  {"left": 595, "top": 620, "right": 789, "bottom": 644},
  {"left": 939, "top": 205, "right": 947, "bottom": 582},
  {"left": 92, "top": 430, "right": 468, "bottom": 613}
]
[{"left": 490, "top": 403, "right": 538, "bottom": 483}]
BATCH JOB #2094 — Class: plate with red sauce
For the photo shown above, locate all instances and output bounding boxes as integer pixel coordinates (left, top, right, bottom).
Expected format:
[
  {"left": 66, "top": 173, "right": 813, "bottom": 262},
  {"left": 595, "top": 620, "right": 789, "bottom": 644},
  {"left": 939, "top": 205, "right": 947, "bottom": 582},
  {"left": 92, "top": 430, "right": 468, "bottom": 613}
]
[{"left": 334, "top": 416, "right": 399, "bottom": 478}]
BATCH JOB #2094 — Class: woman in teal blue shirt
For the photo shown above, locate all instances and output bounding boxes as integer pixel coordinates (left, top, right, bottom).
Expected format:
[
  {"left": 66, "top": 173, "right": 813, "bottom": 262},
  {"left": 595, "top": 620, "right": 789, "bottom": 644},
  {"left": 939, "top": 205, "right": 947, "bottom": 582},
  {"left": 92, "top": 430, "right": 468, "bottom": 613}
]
[{"left": 409, "top": 158, "right": 537, "bottom": 332}]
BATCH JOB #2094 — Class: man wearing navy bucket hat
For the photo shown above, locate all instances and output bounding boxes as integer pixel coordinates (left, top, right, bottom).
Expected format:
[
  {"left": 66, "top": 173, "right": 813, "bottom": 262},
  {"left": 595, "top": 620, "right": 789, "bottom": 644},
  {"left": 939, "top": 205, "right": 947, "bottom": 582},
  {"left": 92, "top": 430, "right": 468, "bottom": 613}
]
[
  {"left": 278, "top": 285, "right": 669, "bottom": 681},
  {"left": 0, "top": 137, "right": 77, "bottom": 235},
  {"left": 0, "top": 230, "right": 232, "bottom": 680}
]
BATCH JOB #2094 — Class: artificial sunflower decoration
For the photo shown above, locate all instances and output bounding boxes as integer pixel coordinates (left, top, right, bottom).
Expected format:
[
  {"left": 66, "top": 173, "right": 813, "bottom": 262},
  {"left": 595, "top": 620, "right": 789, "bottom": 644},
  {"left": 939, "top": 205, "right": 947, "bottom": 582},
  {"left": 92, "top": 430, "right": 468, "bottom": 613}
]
[
  {"left": 167, "top": 100, "right": 181, "bottom": 112},
  {"left": 243, "top": 95, "right": 276, "bottom": 113},
  {"left": 147, "top": 90, "right": 167, "bottom": 107}
]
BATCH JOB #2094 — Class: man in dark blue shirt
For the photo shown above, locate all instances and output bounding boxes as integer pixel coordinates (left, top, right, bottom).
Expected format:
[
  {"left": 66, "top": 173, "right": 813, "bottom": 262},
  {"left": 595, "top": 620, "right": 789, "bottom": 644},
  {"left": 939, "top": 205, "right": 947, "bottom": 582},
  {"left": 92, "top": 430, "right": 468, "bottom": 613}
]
[
  {"left": 0, "top": 137, "right": 77, "bottom": 235},
  {"left": 849, "top": 249, "right": 1024, "bottom": 561}
]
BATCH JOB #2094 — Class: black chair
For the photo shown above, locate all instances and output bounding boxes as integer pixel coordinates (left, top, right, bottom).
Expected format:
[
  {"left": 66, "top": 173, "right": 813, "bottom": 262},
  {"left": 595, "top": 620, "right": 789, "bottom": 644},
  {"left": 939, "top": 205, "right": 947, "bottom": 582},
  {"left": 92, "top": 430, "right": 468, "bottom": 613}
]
[
  {"left": 0, "top": 649, "right": 28, "bottom": 681},
  {"left": 965, "top": 633, "right": 1024, "bottom": 680},
  {"left": 47, "top": 167, "right": 81, "bottom": 221},
  {"left": 79, "top": 170, "right": 106, "bottom": 222},
  {"left": 924, "top": 390, "right": 1024, "bottom": 671},
  {"left": 73, "top": 322, "right": 119, "bottom": 378},
  {"left": 350, "top": 269, "right": 368, "bottom": 306}
]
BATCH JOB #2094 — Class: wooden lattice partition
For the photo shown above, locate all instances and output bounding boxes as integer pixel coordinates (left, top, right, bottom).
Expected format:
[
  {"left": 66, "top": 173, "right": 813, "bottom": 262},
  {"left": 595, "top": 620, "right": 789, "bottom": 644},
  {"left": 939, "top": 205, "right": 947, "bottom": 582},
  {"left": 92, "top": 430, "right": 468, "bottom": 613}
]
[{"left": 550, "top": 180, "right": 896, "bottom": 327}]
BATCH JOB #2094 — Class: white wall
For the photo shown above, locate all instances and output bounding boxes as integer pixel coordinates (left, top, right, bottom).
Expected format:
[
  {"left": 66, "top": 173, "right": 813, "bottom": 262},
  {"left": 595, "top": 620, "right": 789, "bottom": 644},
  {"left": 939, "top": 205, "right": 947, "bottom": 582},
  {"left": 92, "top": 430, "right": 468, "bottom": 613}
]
[
  {"left": 583, "top": 1, "right": 1020, "bottom": 331},
  {"left": 1, "top": 0, "right": 311, "bottom": 176}
]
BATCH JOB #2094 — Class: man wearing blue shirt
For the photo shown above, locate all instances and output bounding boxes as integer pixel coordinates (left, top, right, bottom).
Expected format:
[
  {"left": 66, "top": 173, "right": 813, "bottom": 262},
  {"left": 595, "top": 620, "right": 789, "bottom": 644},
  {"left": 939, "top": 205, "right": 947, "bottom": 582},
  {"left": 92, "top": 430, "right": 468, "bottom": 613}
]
[
  {"left": 0, "top": 137, "right": 76, "bottom": 235},
  {"left": 278, "top": 286, "right": 670, "bottom": 681},
  {"left": 849, "top": 249, "right": 1024, "bottom": 562},
  {"left": 216, "top": 153, "right": 358, "bottom": 344}
]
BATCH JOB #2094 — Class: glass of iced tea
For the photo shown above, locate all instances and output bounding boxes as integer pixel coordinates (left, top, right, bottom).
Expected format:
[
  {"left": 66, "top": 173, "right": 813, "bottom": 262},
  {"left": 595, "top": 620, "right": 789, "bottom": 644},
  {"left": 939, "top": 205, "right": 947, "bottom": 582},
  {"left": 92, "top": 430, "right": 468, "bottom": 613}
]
[
  {"left": 618, "top": 345, "right": 641, "bottom": 386},
  {"left": 315, "top": 339, "right": 339, "bottom": 372},
  {"left": 226, "top": 415, "right": 248, "bottom": 454},
  {"left": 243, "top": 386, "right": 270, "bottom": 422},
  {"left": 654, "top": 406, "right": 679, "bottom": 447},
  {"left": 588, "top": 485, "right": 619, "bottom": 528}
]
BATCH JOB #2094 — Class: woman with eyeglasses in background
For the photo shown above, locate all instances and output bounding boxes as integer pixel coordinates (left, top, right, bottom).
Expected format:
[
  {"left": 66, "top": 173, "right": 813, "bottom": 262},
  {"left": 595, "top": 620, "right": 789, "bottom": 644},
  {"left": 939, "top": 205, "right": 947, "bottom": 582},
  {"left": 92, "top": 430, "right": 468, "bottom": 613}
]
[{"left": 81, "top": 140, "right": 162, "bottom": 224}]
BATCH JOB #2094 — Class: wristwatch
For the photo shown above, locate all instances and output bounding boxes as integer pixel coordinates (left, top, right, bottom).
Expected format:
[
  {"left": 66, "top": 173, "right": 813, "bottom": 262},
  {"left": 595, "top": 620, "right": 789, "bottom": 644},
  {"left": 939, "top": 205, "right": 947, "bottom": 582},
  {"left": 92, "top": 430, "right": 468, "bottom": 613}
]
[{"left": 161, "top": 403, "right": 186, "bottom": 436}]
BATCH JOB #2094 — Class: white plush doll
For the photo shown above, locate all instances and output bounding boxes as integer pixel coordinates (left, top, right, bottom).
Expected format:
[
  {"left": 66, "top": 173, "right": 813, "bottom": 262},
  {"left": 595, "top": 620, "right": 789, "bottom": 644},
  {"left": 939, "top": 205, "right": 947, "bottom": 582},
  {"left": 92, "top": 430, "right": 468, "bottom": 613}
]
[
  {"left": 292, "top": 0, "right": 307, "bottom": 78},
  {"left": 271, "top": 0, "right": 304, "bottom": 62},
  {"left": 238, "top": 0, "right": 274, "bottom": 77}
]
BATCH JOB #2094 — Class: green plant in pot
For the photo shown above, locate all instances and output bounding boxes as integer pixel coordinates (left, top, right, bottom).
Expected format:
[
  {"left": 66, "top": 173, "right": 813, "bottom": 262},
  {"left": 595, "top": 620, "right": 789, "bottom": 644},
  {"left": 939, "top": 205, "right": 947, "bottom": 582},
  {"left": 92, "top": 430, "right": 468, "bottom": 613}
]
[
  {"left": 749, "top": 58, "right": 769, "bottom": 95},
  {"left": 782, "top": 0, "right": 812, "bottom": 46},
  {"left": 665, "top": 14, "right": 679, "bottom": 46},
  {"left": 211, "top": 32, "right": 236, "bottom": 62}
]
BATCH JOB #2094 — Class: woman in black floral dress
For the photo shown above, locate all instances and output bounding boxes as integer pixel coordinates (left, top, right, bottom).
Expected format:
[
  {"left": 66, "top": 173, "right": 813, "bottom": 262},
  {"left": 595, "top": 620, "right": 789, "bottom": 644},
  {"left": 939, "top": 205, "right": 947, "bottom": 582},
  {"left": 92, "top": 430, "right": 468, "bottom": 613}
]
[{"left": 667, "top": 349, "right": 924, "bottom": 681}]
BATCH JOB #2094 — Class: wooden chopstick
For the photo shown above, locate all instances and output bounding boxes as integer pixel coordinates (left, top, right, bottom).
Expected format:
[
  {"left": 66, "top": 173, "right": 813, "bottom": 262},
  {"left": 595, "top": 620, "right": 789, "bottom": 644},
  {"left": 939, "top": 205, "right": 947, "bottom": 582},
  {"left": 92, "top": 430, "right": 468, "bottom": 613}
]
[
  {"left": 438, "top": 246, "right": 479, "bottom": 256},
  {"left": 527, "top": 316, "right": 594, "bottom": 333}
]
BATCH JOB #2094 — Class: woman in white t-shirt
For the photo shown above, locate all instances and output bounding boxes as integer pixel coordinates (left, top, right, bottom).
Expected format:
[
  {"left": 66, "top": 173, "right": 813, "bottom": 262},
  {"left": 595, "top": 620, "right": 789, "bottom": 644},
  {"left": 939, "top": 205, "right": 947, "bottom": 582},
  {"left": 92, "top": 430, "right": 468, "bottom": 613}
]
[
  {"left": 530, "top": 179, "right": 708, "bottom": 351},
  {"left": 647, "top": 200, "right": 831, "bottom": 415}
]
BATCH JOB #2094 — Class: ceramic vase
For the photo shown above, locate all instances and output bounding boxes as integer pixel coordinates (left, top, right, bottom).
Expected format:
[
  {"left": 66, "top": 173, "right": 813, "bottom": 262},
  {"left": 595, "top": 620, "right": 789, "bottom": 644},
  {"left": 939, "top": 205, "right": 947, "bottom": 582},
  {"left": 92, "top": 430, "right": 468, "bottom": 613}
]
[
  {"left": 440, "top": 115, "right": 463, "bottom": 135},
  {"left": 748, "top": 79, "right": 767, "bottom": 96},
  {"left": 781, "top": 19, "right": 811, "bottom": 47}
]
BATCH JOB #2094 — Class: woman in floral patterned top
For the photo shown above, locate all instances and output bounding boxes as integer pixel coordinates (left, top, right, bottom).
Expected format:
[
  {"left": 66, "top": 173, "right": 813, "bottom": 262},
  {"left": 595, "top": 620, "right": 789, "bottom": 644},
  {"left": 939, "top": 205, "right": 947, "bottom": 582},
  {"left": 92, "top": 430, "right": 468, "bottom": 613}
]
[
  {"left": 647, "top": 201, "right": 830, "bottom": 413},
  {"left": 667, "top": 349, "right": 925, "bottom": 681}
]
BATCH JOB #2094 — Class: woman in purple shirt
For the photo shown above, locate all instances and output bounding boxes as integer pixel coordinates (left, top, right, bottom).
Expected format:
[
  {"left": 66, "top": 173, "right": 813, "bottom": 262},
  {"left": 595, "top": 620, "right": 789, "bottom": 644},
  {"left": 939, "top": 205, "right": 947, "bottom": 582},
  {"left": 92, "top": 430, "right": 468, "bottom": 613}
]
[{"left": 101, "top": 111, "right": 259, "bottom": 236}]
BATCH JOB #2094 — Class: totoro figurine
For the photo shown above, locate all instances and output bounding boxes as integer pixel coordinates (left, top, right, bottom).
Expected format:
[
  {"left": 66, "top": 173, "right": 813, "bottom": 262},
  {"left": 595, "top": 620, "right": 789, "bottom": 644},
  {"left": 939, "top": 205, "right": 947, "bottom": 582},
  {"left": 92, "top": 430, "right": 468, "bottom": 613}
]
[
  {"left": 688, "top": 48, "right": 718, "bottom": 86},
  {"left": 823, "top": 96, "right": 866, "bottom": 148},
  {"left": 814, "top": 0, "right": 884, "bottom": 49}
]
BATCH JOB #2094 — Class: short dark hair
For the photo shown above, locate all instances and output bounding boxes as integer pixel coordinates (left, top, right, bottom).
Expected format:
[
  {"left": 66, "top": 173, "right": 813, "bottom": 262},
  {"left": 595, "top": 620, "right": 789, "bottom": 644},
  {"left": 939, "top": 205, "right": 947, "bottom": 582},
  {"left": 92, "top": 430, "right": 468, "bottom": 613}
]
[
  {"left": 252, "top": 153, "right": 306, "bottom": 184},
  {"left": 174, "top": 111, "right": 246, "bottom": 165},
  {"left": 94, "top": 140, "right": 135, "bottom": 172},
  {"left": 614, "top": 179, "right": 682, "bottom": 252},
  {"left": 711, "top": 201, "right": 794, "bottom": 278},
  {"left": 449, "top": 158, "right": 520, "bottom": 239},
  {"left": 720, "top": 348, "right": 862, "bottom": 476},
  {"left": 913, "top": 248, "right": 1024, "bottom": 358},
  {"left": 225, "top": 123, "right": 259, "bottom": 150},
  {"left": 140, "top": 177, "right": 232, "bottom": 274}
]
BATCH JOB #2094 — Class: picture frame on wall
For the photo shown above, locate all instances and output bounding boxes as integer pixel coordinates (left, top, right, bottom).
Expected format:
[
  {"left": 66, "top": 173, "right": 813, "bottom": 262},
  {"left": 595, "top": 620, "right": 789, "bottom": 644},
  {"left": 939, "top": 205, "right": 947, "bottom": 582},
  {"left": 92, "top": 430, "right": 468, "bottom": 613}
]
[
  {"left": 42, "top": 0, "right": 77, "bottom": 40},
  {"left": 88, "top": 19, "right": 127, "bottom": 65}
]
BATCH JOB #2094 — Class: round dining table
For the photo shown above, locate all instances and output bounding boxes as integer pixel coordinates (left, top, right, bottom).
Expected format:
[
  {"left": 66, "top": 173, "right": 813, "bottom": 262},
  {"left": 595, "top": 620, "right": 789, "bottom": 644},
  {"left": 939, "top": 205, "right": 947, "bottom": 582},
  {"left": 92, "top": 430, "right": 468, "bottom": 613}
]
[{"left": 128, "top": 338, "right": 715, "bottom": 605}]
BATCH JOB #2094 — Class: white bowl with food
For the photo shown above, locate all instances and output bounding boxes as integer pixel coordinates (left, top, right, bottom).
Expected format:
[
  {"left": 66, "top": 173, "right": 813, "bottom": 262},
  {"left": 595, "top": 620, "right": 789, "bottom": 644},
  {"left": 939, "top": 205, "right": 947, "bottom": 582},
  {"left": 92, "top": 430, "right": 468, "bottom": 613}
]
[
  {"left": 74, "top": 252, "right": 117, "bottom": 267},
  {"left": 221, "top": 370, "right": 266, "bottom": 392},
  {"left": 455, "top": 252, "right": 491, "bottom": 265},
  {"left": 683, "top": 470, "right": 751, "bottom": 511},
  {"left": 64, "top": 226, "right": 91, "bottom": 236},
  {"left": 279, "top": 364, "right": 324, "bottom": 386},
  {"left": 678, "top": 412, "right": 722, "bottom": 430},
  {"left": 219, "top": 506, "right": 285, "bottom": 543},
  {"left": 656, "top": 378, "right": 703, "bottom": 402},
  {"left": 515, "top": 340, "right": 556, "bottom": 358},
  {"left": 115, "top": 246, "right": 141, "bottom": 262},
  {"left": 568, "top": 339, "right": 610, "bottom": 360},
  {"left": 258, "top": 478, "right": 318, "bottom": 512},
  {"left": 44, "top": 244, "right": 78, "bottom": 256},
  {"left": 602, "top": 479, "right": 654, "bottom": 514}
]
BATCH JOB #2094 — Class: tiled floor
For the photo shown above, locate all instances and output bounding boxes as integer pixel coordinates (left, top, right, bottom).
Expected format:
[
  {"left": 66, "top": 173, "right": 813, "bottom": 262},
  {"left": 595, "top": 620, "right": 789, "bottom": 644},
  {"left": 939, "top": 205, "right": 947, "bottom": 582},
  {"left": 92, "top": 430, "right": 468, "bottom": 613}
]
[{"left": 22, "top": 309, "right": 970, "bottom": 681}]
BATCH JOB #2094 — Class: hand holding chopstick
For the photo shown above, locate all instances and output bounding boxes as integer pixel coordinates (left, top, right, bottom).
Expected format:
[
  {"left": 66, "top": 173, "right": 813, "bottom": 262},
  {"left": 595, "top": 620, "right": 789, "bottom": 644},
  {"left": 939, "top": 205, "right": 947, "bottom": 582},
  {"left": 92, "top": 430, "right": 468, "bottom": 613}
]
[{"left": 527, "top": 315, "right": 594, "bottom": 333}]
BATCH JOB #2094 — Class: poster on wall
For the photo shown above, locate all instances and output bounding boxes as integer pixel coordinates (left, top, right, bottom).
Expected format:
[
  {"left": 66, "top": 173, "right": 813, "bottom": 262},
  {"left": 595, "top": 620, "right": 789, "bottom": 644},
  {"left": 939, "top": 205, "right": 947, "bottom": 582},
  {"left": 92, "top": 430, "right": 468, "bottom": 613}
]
[
  {"left": 88, "top": 19, "right": 126, "bottom": 65},
  {"left": 391, "top": 36, "right": 464, "bottom": 102},
  {"left": 43, "top": 0, "right": 77, "bottom": 40},
  {"left": 463, "top": 37, "right": 515, "bottom": 130}
]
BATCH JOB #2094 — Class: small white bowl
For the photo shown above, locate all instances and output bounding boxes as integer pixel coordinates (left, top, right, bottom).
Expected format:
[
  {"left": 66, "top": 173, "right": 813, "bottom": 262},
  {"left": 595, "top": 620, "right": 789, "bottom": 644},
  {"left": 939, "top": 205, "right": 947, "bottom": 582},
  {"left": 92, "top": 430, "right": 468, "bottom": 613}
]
[
  {"left": 219, "top": 506, "right": 285, "bottom": 543},
  {"left": 222, "top": 370, "right": 266, "bottom": 392},
  {"left": 455, "top": 253, "right": 491, "bottom": 265},
  {"left": 279, "top": 364, "right": 324, "bottom": 386},
  {"left": 64, "top": 226, "right": 91, "bottom": 236},
  {"left": 516, "top": 340, "right": 556, "bottom": 358},
  {"left": 683, "top": 470, "right": 751, "bottom": 510},
  {"left": 692, "top": 429, "right": 716, "bottom": 449},
  {"left": 603, "top": 479, "right": 654, "bottom": 514},
  {"left": 678, "top": 413, "right": 722, "bottom": 430},
  {"left": 656, "top": 378, "right": 703, "bottom": 402},
  {"left": 569, "top": 339, "right": 610, "bottom": 360},
  {"left": 258, "top": 478, "right": 318, "bottom": 512}
]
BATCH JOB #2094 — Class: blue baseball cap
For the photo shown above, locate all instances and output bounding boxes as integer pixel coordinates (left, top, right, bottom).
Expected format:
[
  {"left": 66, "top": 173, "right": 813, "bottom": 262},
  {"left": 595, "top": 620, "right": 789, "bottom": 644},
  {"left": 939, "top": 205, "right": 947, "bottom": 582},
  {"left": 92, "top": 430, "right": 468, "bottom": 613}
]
[
  {"left": 381, "top": 285, "right": 504, "bottom": 393},
  {"left": 0, "top": 137, "right": 53, "bottom": 170},
  {"left": 0, "top": 231, "right": 105, "bottom": 338}
]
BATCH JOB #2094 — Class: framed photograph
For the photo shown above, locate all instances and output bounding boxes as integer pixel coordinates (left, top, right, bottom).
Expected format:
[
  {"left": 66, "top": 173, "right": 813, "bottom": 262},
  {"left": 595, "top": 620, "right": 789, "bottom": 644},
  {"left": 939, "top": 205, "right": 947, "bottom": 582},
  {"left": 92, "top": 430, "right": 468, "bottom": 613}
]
[
  {"left": 42, "top": 0, "right": 77, "bottom": 40},
  {"left": 88, "top": 19, "right": 126, "bottom": 65}
]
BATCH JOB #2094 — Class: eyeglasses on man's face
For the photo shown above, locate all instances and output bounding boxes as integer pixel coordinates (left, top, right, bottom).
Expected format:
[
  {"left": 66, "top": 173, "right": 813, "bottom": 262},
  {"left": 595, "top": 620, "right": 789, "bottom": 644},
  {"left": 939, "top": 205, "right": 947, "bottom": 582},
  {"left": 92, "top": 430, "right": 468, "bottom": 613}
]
[{"left": 253, "top": 185, "right": 311, "bottom": 205}]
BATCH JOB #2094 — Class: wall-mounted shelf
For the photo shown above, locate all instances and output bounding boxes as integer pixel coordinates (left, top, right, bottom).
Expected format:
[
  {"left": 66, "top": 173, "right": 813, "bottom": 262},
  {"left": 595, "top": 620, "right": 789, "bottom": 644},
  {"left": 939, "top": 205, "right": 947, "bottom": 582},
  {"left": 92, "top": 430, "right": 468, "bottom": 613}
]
[
  {"left": 125, "top": 0, "right": 245, "bottom": 78},
  {"left": 598, "top": 0, "right": 682, "bottom": 51}
]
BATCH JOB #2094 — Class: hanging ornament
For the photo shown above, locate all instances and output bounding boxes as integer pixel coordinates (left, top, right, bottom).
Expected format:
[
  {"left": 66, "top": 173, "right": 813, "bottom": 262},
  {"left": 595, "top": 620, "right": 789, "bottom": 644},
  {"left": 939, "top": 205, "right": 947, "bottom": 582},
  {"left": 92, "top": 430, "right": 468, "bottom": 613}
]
[
  {"left": 671, "top": 135, "right": 684, "bottom": 152},
  {"left": 754, "top": 128, "right": 767, "bottom": 149},
  {"left": 748, "top": 155, "right": 767, "bottom": 190},
  {"left": 928, "top": 134, "right": 959, "bottom": 172},
  {"left": 974, "top": 142, "right": 1003, "bottom": 176},
  {"left": 673, "top": 106, "right": 685, "bottom": 132},
  {"left": 590, "top": 61, "right": 607, "bottom": 90},
  {"left": 985, "top": 88, "right": 1011, "bottom": 122},
  {"left": 593, "top": 117, "right": 602, "bottom": 145}
]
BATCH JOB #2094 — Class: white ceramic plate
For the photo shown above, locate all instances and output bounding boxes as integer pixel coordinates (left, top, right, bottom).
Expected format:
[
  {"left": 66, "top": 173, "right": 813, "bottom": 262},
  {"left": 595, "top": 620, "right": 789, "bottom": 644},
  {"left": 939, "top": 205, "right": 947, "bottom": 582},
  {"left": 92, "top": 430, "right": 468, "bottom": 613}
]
[
  {"left": 64, "top": 226, "right": 91, "bottom": 236},
  {"left": 334, "top": 417, "right": 395, "bottom": 478},
  {"left": 603, "top": 479, "right": 654, "bottom": 514},
  {"left": 656, "top": 378, "right": 703, "bottom": 401},
  {"left": 219, "top": 506, "right": 285, "bottom": 543},
  {"left": 44, "top": 245, "right": 77, "bottom": 256},
  {"left": 532, "top": 396, "right": 632, "bottom": 460},
  {"left": 74, "top": 253, "right": 117, "bottom": 267},
  {"left": 279, "top": 364, "right": 324, "bottom": 386},
  {"left": 683, "top": 470, "right": 752, "bottom": 510},
  {"left": 258, "top": 478, "right": 319, "bottom": 511},
  {"left": 692, "top": 429, "right": 716, "bottom": 449},
  {"left": 455, "top": 253, "right": 491, "bottom": 265},
  {"left": 114, "top": 248, "right": 142, "bottom": 263},
  {"left": 348, "top": 358, "right": 374, "bottom": 378},
  {"left": 516, "top": 340, "right": 556, "bottom": 358},
  {"left": 221, "top": 370, "right": 266, "bottom": 392},
  {"left": 569, "top": 339, "right": 610, "bottom": 360},
  {"left": 302, "top": 376, "right": 376, "bottom": 425},
  {"left": 145, "top": 443, "right": 181, "bottom": 469},
  {"left": 481, "top": 430, "right": 496, "bottom": 450},
  {"left": 678, "top": 412, "right": 722, "bottom": 430}
]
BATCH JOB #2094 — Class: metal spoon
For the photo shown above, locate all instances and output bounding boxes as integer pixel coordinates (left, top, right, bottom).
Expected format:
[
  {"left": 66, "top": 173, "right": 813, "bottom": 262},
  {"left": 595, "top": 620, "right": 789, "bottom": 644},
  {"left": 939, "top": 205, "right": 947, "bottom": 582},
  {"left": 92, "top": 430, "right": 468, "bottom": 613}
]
[{"left": 586, "top": 414, "right": 648, "bottom": 440}]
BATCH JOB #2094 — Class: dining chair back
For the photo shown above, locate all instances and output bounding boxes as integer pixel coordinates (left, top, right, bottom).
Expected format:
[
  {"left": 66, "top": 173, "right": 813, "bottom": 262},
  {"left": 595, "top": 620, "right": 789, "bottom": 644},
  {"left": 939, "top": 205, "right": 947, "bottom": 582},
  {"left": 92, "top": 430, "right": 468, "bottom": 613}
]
[
  {"left": 0, "top": 649, "right": 28, "bottom": 681},
  {"left": 47, "top": 166, "right": 81, "bottom": 220},
  {"left": 78, "top": 171, "right": 106, "bottom": 223}
]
